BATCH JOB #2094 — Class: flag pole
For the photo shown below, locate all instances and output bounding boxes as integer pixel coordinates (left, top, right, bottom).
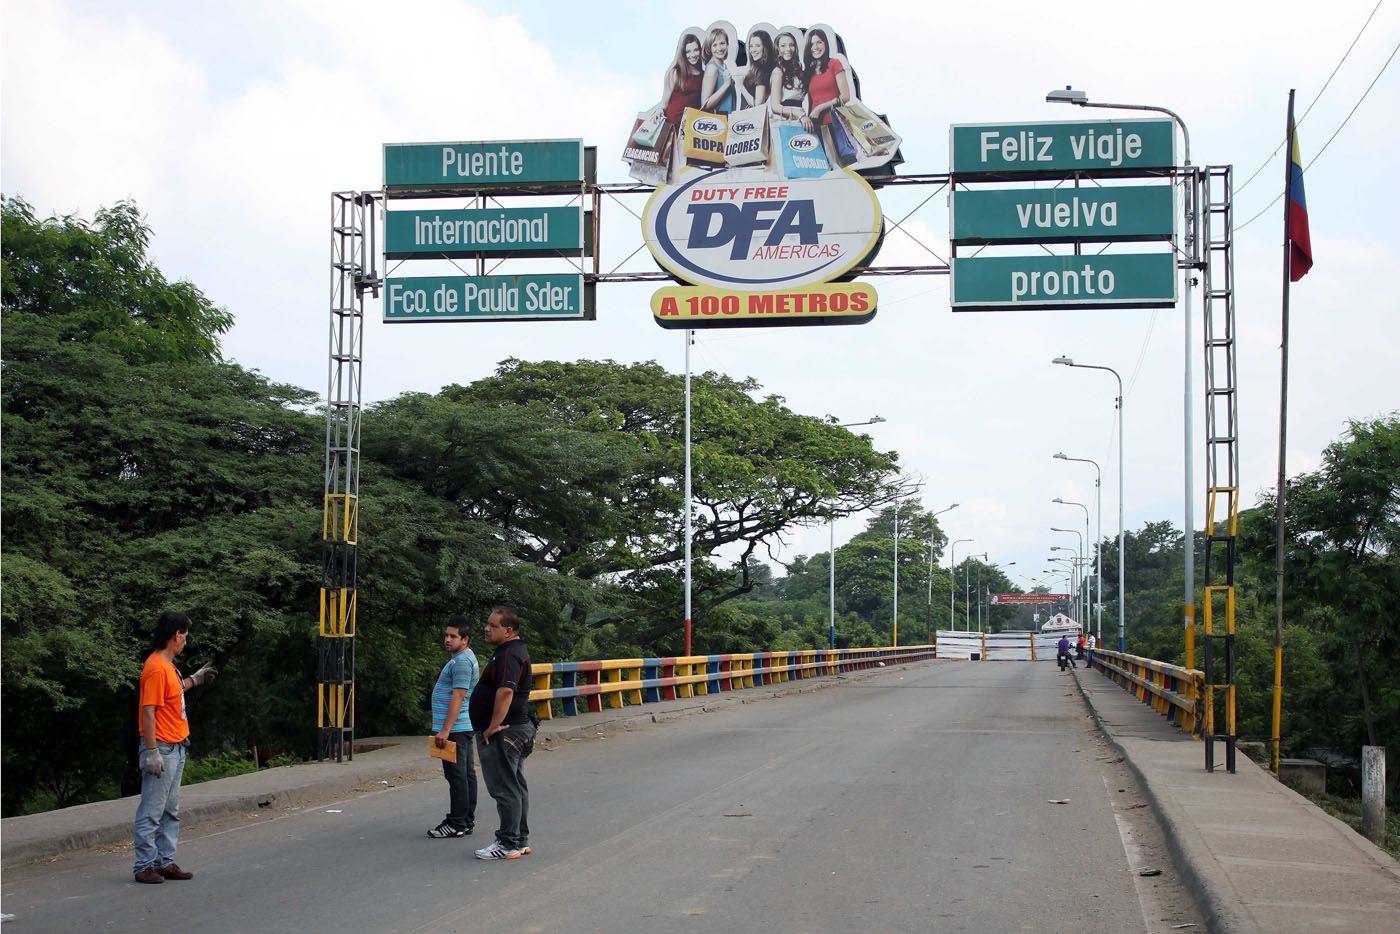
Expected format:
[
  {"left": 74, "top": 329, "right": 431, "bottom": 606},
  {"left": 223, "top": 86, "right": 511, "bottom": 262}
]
[{"left": 1272, "top": 89, "right": 1296, "bottom": 776}]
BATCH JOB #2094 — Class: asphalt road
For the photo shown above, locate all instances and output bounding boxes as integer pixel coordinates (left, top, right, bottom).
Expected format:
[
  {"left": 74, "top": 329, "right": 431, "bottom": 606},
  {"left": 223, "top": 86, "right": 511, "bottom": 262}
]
[{"left": 1, "top": 661, "right": 1203, "bottom": 933}]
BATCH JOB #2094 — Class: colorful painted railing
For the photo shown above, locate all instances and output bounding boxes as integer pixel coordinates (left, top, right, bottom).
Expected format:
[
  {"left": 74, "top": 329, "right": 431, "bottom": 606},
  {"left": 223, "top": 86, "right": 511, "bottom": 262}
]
[
  {"left": 526, "top": 645, "right": 937, "bottom": 720},
  {"left": 1093, "top": 648, "right": 1204, "bottom": 734}
]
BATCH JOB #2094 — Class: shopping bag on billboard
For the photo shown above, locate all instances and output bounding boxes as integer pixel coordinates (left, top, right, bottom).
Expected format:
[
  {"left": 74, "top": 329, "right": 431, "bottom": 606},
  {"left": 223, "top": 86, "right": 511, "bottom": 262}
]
[
  {"left": 631, "top": 104, "right": 667, "bottom": 148},
  {"left": 836, "top": 101, "right": 899, "bottom": 156},
  {"left": 722, "top": 104, "right": 769, "bottom": 167},
  {"left": 822, "top": 118, "right": 859, "bottom": 168},
  {"left": 623, "top": 114, "right": 674, "bottom": 178},
  {"left": 777, "top": 123, "right": 830, "bottom": 178},
  {"left": 681, "top": 107, "right": 727, "bottom": 166}
]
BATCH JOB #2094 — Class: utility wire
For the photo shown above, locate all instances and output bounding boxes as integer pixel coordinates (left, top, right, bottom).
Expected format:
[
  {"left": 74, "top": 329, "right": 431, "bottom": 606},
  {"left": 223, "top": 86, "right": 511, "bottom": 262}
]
[
  {"left": 1237, "top": 35, "right": 1400, "bottom": 232},
  {"left": 1236, "top": 0, "right": 1386, "bottom": 195}
]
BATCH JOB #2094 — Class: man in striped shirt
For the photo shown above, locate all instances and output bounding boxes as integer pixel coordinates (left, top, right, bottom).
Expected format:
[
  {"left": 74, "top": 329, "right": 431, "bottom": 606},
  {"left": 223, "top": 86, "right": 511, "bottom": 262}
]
[{"left": 427, "top": 616, "right": 480, "bottom": 838}]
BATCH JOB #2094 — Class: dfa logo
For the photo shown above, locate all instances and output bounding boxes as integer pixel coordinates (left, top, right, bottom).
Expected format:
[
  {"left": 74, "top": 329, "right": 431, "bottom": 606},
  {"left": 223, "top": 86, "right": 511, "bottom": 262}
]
[
  {"left": 641, "top": 166, "right": 885, "bottom": 290},
  {"left": 787, "top": 133, "right": 820, "bottom": 154},
  {"left": 731, "top": 120, "right": 758, "bottom": 136},
  {"left": 690, "top": 116, "right": 724, "bottom": 138}
]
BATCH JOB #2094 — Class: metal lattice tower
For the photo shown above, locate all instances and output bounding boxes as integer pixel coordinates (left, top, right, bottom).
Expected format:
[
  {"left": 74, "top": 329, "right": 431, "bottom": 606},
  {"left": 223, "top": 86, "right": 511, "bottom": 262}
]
[
  {"left": 1200, "top": 166, "right": 1239, "bottom": 772},
  {"left": 319, "top": 191, "right": 376, "bottom": 762}
]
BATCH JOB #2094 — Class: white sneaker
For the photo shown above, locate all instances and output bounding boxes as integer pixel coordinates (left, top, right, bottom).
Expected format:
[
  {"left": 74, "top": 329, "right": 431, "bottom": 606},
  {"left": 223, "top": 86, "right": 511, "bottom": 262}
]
[{"left": 475, "top": 842, "right": 522, "bottom": 860}]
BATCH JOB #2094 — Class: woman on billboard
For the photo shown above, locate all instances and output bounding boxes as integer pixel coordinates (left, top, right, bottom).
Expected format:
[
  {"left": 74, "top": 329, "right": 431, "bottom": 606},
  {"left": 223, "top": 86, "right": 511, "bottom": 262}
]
[
  {"left": 661, "top": 30, "right": 705, "bottom": 127},
  {"left": 768, "top": 28, "right": 811, "bottom": 130},
  {"left": 802, "top": 26, "right": 851, "bottom": 127},
  {"left": 699, "top": 23, "right": 737, "bottom": 114},
  {"left": 740, "top": 27, "right": 775, "bottom": 108}
]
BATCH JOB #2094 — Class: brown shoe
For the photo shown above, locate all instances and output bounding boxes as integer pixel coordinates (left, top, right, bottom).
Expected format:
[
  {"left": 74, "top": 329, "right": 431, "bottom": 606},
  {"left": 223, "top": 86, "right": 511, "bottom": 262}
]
[
  {"left": 157, "top": 863, "right": 194, "bottom": 880},
  {"left": 134, "top": 867, "right": 164, "bottom": 884}
]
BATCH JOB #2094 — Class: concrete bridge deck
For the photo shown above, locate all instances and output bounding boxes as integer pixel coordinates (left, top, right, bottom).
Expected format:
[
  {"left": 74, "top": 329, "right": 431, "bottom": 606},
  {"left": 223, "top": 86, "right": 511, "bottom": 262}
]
[{"left": 2, "top": 660, "right": 1396, "bottom": 932}]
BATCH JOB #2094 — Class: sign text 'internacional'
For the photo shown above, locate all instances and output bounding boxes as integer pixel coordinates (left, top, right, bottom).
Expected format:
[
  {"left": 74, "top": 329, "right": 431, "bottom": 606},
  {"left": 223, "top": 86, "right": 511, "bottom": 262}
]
[{"left": 385, "top": 206, "right": 582, "bottom": 259}]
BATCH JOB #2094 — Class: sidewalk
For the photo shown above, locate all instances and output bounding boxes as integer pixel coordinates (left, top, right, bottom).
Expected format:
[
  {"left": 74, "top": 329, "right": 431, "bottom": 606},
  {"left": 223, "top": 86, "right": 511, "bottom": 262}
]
[
  {"left": 1073, "top": 665, "right": 1400, "bottom": 934},
  {"left": 0, "top": 665, "right": 878, "bottom": 869}
]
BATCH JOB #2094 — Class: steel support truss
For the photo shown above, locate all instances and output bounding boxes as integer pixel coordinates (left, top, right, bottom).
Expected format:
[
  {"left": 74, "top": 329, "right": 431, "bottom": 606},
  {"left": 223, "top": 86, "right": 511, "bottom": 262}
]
[
  {"left": 1200, "top": 166, "right": 1238, "bottom": 772},
  {"left": 319, "top": 191, "right": 378, "bottom": 762}
]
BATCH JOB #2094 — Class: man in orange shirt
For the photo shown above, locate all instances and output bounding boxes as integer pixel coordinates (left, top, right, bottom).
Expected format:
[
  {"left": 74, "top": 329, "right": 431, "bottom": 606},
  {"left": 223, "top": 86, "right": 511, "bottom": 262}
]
[{"left": 132, "top": 611, "right": 216, "bottom": 884}]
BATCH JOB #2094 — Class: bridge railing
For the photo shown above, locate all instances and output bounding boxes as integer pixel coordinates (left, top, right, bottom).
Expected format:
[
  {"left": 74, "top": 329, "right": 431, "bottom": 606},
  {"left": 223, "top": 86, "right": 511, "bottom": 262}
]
[
  {"left": 527, "top": 645, "right": 937, "bottom": 720},
  {"left": 1092, "top": 648, "right": 1203, "bottom": 734}
]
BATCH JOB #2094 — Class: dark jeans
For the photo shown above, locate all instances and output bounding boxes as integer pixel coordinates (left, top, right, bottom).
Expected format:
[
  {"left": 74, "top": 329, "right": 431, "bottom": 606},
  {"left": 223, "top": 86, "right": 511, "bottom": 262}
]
[
  {"left": 478, "top": 721, "right": 534, "bottom": 849},
  {"left": 442, "top": 729, "right": 477, "bottom": 831}
]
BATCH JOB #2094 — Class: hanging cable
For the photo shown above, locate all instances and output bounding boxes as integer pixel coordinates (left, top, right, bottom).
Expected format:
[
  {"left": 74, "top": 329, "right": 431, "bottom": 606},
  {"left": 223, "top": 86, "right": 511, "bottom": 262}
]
[
  {"left": 1243, "top": 36, "right": 1394, "bottom": 233},
  {"left": 1236, "top": 0, "right": 1386, "bottom": 194}
]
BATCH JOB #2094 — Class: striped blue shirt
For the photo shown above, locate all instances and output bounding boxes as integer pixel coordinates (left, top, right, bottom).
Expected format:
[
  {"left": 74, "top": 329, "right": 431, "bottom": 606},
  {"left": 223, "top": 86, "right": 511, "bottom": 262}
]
[{"left": 431, "top": 649, "right": 479, "bottom": 732}]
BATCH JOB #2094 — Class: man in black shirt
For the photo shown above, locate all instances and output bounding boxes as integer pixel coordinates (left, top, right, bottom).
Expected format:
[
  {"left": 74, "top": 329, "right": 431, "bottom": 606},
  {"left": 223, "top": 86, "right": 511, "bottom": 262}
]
[{"left": 468, "top": 606, "right": 536, "bottom": 860}]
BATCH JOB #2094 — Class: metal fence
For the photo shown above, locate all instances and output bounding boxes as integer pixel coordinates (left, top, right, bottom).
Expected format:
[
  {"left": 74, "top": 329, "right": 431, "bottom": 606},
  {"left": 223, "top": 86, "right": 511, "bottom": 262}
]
[
  {"left": 527, "top": 645, "right": 936, "bottom": 720},
  {"left": 1092, "top": 648, "right": 1203, "bottom": 734},
  {"left": 934, "top": 630, "right": 1065, "bottom": 660}
]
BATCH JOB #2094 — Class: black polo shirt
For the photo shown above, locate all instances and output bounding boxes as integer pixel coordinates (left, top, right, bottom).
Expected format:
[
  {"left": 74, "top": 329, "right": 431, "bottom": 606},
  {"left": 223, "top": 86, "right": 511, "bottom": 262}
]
[{"left": 469, "top": 638, "right": 532, "bottom": 731}]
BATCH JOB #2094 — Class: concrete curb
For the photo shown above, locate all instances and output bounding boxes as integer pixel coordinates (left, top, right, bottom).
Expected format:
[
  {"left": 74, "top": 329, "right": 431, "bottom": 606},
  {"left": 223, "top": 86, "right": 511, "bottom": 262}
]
[
  {"left": 1070, "top": 666, "right": 1260, "bottom": 934},
  {"left": 1, "top": 750, "right": 441, "bottom": 868}
]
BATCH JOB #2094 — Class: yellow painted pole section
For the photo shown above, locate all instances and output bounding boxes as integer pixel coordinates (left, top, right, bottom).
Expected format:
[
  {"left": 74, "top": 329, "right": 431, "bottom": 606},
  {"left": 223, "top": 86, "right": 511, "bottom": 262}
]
[
  {"left": 1271, "top": 645, "right": 1283, "bottom": 773},
  {"left": 1225, "top": 587, "right": 1236, "bottom": 739},
  {"left": 1184, "top": 605, "right": 1195, "bottom": 671}
]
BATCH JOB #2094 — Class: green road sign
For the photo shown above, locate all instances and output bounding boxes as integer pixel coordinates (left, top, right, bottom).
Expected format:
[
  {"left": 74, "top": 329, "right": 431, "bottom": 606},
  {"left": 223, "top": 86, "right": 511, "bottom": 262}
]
[
  {"left": 951, "top": 253, "right": 1176, "bottom": 310},
  {"left": 385, "top": 206, "right": 583, "bottom": 259},
  {"left": 950, "top": 120, "right": 1175, "bottom": 178},
  {"left": 951, "top": 185, "right": 1174, "bottom": 244},
  {"left": 384, "top": 139, "right": 584, "bottom": 190},
  {"left": 384, "top": 275, "right": 593, "bottom": 322}
]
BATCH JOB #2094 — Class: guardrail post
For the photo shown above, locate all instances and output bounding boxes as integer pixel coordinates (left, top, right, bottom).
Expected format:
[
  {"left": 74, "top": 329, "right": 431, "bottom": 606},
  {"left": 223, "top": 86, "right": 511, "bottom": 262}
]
[
  {"left": 586, "top": 669, "right": 602, "bottom": 713},
  {"left": 563, "top": 669, "right": 578, "bottom": 717},
  {"left": 644, "top": 659, "right": 661, "bottom": 703},
  {"left": 605, "top": 666, "right": 624, "bottom": 709}
]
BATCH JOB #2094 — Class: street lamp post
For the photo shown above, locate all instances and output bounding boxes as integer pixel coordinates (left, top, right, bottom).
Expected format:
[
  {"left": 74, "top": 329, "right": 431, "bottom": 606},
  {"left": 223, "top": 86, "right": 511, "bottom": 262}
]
[
  {"left": 1051, "top": 526, "right": 1084, "bottom": 624},
  {"left": 1047, "top": 86, "right": 1195, "bottom": 662},
  {"left": 925, "top": 504, "right": 959, "bottom": 644},
  {"left": 1053, "top": 496, "right": 1092, "bottom": 638},
  {"left": 970, "top": 552, "right": 988, "bottom": 631},
  {"left": 1049, "top": 553, "right": 1079, "bottom": 623},
  {"left": 828, "top": 417, "right": 886, "bottom": 649},
  {"left": 1052, "top": 357, "right": 1125, "bottom": 653},
  {"left": 949, "top": 539, "right": 973, "bottom": 632},
  {"left": 984, "top": 561, "right": 1015, "bottom": 633},
  {"left": 1055, "top": 456, "right": 1103, "bottom": 647}
]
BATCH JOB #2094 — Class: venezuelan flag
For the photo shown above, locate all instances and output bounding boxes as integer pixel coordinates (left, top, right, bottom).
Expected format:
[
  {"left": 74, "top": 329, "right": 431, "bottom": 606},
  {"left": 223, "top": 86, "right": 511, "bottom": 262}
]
[{"left": 1287, "top": 119, "right": 1313, "bottom": 281}]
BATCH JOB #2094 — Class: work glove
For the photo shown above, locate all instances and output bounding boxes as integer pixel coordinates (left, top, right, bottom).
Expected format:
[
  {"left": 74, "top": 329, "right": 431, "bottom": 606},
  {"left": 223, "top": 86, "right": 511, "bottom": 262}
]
[
  {"left": 140, "top": 747, "right": 165, "bottom": 777},
  {"left": 189, "top": 662, "right": 218, "bottom": 687}
]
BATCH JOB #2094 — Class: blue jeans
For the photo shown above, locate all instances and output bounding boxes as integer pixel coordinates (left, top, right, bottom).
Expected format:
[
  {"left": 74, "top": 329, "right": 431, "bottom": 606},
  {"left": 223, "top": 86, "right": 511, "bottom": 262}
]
[
  {"left": 132, "top": 740, "right": 186, "bottom": 874},
  {"left": 478, "top": 722, "right": 534, "bottom": 849},
  {"left": 442, "top": 729, "right": 477, "bottom": 830}
]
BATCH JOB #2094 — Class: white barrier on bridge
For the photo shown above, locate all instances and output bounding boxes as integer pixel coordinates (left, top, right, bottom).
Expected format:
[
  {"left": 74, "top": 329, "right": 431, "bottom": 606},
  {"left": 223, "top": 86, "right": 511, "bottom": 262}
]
[{"left": 935, "top": 631, "right": 1066, "bottom": 661}]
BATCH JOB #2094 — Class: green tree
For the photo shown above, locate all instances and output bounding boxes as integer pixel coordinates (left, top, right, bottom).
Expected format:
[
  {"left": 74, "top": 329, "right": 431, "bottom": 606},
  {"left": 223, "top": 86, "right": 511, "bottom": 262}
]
[
  {"left": 374, "top": 359, "right": 904, "bottom": 649},
  {"left": 1, "top": 201, "right": 318, "bottom": 814},
  {"left": 1239, "top": 416, "right": 1399, "bottom": 759}
]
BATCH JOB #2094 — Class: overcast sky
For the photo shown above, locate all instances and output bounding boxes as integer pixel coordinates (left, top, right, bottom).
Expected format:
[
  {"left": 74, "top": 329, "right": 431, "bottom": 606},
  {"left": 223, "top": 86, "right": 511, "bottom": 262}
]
[{"left": 5, "top": 0, "right": 1397, "bottom": 607}]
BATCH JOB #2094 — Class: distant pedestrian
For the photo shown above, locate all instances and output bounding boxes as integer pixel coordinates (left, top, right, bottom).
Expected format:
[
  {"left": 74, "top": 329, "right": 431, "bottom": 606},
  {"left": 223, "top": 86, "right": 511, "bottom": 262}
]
[
  {"left": 427, "top": 615, "right": 480, "bottom": 838},
  {"left": 470, "top": 607, "right": 536, "bottom": 860},
  {"left": 1076, "top": 634, "right": 1087, "bottom": 661},
  {"left": 1086, "top": 633, "right": 1097, "bottom": 667},
  {"left": 132, "top": 611, "right": 216, "bottom": 884}
]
